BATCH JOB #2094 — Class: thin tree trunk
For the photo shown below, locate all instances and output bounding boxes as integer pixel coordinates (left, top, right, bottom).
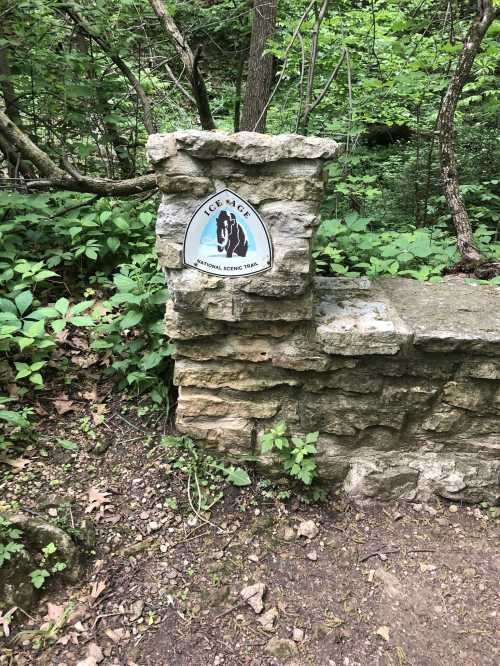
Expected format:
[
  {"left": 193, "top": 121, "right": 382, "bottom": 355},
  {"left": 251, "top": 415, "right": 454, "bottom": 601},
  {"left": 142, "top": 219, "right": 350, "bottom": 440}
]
[
  {"left": 149, "top": 0, "right": 215, "bottom": 130},
  {"left": 240, "top": 0, "right": 278, "bottom": 133},
  {"left": 61, "top": 3, "right": 156, "bottom": 135},
  {"left": 437, "top": 0, "right": 497, "bottom": 262}
]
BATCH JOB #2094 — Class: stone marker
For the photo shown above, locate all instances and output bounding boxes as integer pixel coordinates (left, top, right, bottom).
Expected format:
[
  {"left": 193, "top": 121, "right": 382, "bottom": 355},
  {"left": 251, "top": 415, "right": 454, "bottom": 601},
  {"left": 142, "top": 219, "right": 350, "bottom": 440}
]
[{"left": 148, "top": 130, "right": 500, "bottom": 504}]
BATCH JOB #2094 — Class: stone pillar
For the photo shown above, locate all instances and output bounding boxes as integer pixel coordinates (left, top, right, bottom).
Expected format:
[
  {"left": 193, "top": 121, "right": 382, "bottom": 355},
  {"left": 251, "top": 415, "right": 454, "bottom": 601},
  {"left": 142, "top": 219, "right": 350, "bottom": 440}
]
[{"left": 147, "top": 130, "right": 340, "bottom": 457}]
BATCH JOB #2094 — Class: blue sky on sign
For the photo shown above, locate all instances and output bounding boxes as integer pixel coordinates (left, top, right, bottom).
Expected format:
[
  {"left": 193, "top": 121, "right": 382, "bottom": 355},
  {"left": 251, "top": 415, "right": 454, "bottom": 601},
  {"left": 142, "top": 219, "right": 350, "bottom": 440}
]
[{"left": 199, "top": 208, "right": 257, "bottom": 251}]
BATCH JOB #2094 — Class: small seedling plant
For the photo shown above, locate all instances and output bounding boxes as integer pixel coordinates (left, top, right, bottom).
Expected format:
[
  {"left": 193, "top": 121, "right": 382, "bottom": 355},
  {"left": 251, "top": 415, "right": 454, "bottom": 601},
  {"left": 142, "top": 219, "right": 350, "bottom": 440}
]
[
  {"left": 30, "top": 542, "right": 67, "bottom": 589},
  {"left": 260, "top": 421, "right": 324, "bottom": 499},
  {"left": 160, "top": 435, "right": 251, "bottom": 515}
]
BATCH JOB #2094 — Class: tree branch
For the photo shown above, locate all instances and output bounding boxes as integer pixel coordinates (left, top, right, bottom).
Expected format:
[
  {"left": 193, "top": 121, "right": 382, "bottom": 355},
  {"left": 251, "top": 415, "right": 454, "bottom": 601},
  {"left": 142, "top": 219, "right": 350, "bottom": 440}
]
[
  {"left": 149, "top": 0, "right": 215, "bottom": 130},
  {"left": 0, "top": 109, "right": 157, "bottom": 196},
  {"left": 60, "top": 3, "right": 156, "bottom": 135}
]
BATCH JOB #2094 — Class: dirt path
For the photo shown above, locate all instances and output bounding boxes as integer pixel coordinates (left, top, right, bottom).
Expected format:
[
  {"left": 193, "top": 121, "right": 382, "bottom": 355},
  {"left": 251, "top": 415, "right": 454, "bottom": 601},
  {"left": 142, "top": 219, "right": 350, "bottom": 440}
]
[{"left": 1, "top": 389, "right": 498, "bottom": 666}]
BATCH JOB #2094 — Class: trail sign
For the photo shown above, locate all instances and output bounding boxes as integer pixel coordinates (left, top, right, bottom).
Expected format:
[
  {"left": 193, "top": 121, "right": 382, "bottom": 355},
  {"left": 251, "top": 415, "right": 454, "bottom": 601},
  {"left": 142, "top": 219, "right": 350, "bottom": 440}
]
[{"left": 183, "top": 189, "right": 272, "bottom": 277}]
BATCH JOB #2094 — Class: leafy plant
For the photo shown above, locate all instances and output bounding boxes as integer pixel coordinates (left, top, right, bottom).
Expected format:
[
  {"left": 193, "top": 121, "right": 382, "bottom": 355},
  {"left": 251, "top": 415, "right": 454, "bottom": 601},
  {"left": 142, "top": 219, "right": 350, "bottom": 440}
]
[
  {"left": 29, "top": 542, "right": 67, "bottom": 589},
  {"left": 260, "top": 421, "right": 320, "bottom": 488},
  {"left": 160, "top": 435, "right": 251, "bottom": 514},
  {"left": 0, "top": 517, "right": 25, "bottom": 567}
]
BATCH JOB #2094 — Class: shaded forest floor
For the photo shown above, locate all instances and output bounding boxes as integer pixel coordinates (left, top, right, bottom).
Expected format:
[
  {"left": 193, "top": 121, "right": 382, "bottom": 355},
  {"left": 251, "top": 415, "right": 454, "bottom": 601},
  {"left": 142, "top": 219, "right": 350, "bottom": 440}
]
[{"left": 1, "top": 376, "right": 499, "bottom": 666}]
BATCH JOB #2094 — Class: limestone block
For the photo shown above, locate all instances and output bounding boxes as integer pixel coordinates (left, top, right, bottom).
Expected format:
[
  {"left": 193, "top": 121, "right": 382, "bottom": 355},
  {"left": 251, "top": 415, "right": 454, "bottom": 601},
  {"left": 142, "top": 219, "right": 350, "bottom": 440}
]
[
  {"left": 176, "top": 335, "right": 273, "bottom": 363},
  {"left": 174, "top": 359, "right": 301, "bottom": 392},
  {"left": 225, "top": 176, "right": 324, "bottom": 204},
  {"left": 316, "top": 299, "right": 408, "bottom": 356},
  {"left": 164, "top": 301, "right": 225, "bottom": 340},
  {"left": 156, "top": 238, "right": 183, "bottom": 269},
  {"left": 146, "top": 133, "right": 177, "bottom": 163},
  {"left": 177, "top": 387, "right": 280, "bottom": 419},
  {"left": 302, "top": 369, "right": 383, "bottom": 393},
  {"left": 231, "top": 320, "right": 299, "bottom": 338},
  {"left": 344, "top": 462, "right": 419, "bottom": 501},
  {"left": 176, "top": 414, "right": 253, "bottom": 453},
  {"left": 236, "top": 293, "right": 313, "bottom": 322},
  {"left": 458, "top": 359, "right": 500, "bottom": 380},
  {"left": 171, "top": 130, "right": 341, "bottom": 164},
  {"left": 157, "top": 174, "right": 213, "bottom": 197},
  {"left": 156, "top": 194, "right": 206, "bottom": 242},
  {"left": 300, "top": 392, "right": 406, "bottom": 436},
  {"left": 442, "top": 381, "right": 488, "bottom": 412},
  {"left": 422, "top": 405, "right": 465, "bottom": 432},
  {"left": 257, "top": 159, "right": 324, "bottom": 177},
  {"left": 272, "top": 334, "right": 331, "bottom": 372},
  {"left": 258, "top": 201, "right": 320, "bottom": 239},
  {"left": 380, "top": 277, "right": 500, "bottom": 355},
  {"left": 160, "top": 153, "right": 205, "bottom": 176},
  {"left": 273, "top": 239, "right": 311, "bottom": 274},
  {"left": 236, "top": 274, "right": 309, "bottom": 298}
]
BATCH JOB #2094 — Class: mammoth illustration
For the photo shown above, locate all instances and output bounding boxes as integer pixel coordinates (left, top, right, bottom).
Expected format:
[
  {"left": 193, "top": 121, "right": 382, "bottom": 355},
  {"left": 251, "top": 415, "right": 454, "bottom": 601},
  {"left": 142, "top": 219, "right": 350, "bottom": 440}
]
[{"left": 216, "top": 210, "right": 249, "bottom": 258}]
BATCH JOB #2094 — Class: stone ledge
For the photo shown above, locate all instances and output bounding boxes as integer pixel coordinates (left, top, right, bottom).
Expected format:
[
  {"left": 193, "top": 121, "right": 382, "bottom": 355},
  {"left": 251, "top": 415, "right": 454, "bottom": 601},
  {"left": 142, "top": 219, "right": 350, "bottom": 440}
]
[{"left": 147, "top": 130, "right": 341, "bottom": 165}]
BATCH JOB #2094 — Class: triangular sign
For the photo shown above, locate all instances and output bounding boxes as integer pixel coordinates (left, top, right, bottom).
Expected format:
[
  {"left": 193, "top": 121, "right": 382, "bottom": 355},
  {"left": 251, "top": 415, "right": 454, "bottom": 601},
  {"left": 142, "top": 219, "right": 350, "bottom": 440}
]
[{"left": 183, "top": 189, "right": 273, "bottom": 277}]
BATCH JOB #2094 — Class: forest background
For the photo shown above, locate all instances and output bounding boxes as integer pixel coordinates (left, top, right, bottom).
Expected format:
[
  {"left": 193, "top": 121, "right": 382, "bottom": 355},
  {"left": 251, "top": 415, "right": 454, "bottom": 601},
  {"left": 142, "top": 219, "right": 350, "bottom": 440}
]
[{"left": 0, "top": 0, "right": 499, "bottom": 435}]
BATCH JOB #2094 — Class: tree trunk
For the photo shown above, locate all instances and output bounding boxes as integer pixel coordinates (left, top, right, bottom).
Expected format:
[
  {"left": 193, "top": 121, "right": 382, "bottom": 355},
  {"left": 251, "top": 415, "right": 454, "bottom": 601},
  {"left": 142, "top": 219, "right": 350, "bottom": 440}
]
[
  {"left": 438, "top": 0, "right": 497, "bottom": 262},
  {"left": 240, "top": 0, "right": 278, "bottom": 133}
]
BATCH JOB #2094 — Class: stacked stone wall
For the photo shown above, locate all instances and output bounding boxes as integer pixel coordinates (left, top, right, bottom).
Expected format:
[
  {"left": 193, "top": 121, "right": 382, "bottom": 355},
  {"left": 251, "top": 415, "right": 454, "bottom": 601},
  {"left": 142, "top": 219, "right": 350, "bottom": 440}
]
[{"left": 148, "top": 131, "right": 500, "bottom": 504}]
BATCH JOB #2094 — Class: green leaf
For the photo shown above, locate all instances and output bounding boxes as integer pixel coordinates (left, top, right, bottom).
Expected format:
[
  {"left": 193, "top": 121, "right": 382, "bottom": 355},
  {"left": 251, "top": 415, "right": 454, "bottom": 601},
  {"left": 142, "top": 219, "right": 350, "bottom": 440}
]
[
  {"left": 15, "top": 363, "right": 32, "bottom": 379},
  {"left": 142, "top": 351, "right": 162, "bottom": 370},
  {"left": 34, "top": 270, "right": 58, "bottom": 282},
  {"left": 55, "top": 297, "right": 70, "bottom": 315},
  {"left": 0, "top": 410, "right": 29, "bottom": 427},
  {"left": 107, "top": 237, "right": 121, "bottom": 253},
  {"left": 24, "top": 319, "right": 45, "bottom": 338},
  {"left": 70, "top": 300, "right": 94, "bottom": 315},
  {"left": 30, "top": 569, "right": 50, "bottom": 589},
  {"left": 29, "top": 372, "right": 44, "bottom": 386},
  {"left": 100, "top": 211, "right": 112, "bottom": 223},
  {"left": 51, "top": 319, "right": 66, "bottom": 333},
  {"left": 225, "top": 466, "right": 251, "bottom": 486},
  {"left": 305, "top": 431, "right": 319, "bottom": 444},
  {"left": 17, "top": 337, "right": 35, "bottom": 351},
  {"left": 119, "top": 310, "right": 143, "bottom": 330},
  {"left": 113, "top": 274, "right": 137, "bottom": 292},
  {"left": 57, "top": 439, "right": 78, "bottom": 451},
  {"left": 0, "top": 298, "right": 17, "bottom": 315},
  {"left": 14, "top": 290, "right": 33, "bottom": 315},
  {"left": 114, "top": 217, "right": 130, "bottom": 231},
  {"left": 70, "top": 315, "right": 94, "bottom": 327}
]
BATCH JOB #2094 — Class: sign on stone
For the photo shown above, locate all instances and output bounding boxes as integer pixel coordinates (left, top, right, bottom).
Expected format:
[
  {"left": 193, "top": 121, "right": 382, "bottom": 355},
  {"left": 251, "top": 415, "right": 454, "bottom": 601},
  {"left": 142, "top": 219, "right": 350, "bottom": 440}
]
[{"left": 183, "top": 189, "right": 272, "bottom": 277}]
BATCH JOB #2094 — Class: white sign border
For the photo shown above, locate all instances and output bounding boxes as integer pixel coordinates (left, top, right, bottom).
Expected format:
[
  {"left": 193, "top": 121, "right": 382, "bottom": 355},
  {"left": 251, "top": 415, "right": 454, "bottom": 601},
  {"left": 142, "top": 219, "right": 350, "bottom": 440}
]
[{"left": 183, "top": 188, "right": 273, "bottom": 278}]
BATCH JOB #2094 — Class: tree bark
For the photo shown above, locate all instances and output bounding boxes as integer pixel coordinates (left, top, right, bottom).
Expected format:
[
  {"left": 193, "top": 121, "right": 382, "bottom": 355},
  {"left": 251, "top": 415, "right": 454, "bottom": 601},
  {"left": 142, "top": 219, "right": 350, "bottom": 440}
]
[
  {"left": 240, "top": 0, "right": 278, "bottom": 133},
  {"left": 149, "top": 0, "right": 215, "bottom": 130},
  {"left": 438, "top": 0, "right": 497, "bottom": 262}
]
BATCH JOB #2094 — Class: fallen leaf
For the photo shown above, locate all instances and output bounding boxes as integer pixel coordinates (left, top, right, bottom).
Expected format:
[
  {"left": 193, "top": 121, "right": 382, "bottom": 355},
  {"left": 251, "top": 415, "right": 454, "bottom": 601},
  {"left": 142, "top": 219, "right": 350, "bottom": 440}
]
[
  {"left": 90, "top": 581, "right": 106, "bottom": 602},
  {"left": 104, "top": 627, "right": 127, "bottom": 643},
  {"left": 46, "top": 603, "right": 65, "bottom": 622},
  {"left": 72, "top": 354, "right": 99, "bottom": 369},
  {"left": 86, "top": 643, "right": 104, "bottom": 663},
  {"left": 0, "top": 607, "right": 16, "bottom": 638},
  {"left": 375, "top": 625, "right": 390, "bottom": 642},
  {"left": 91, "top": 403, "right": 107, "bottom": 425},
  {"left": 81, "top": 389, "right": 98, "bottom": 401},
  {"left": 0, "top": 457, "right": 30, "bottom": 472},
  {"left": 85, "top": 487, "right": 111, "bottom": 514},
  {"left": 53, "top": 395, "right": 76, "bottom": 415},
  {"left": 128, "top": 599, "right": 144, "bottom": 621}
]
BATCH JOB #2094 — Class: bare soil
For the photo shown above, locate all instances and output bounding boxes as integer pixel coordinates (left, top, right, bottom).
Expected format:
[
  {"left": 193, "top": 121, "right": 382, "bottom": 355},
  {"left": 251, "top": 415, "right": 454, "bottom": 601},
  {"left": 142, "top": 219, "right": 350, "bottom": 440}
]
[{"left": 1, "top": 379, "right": 498, "bottom": 666}]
